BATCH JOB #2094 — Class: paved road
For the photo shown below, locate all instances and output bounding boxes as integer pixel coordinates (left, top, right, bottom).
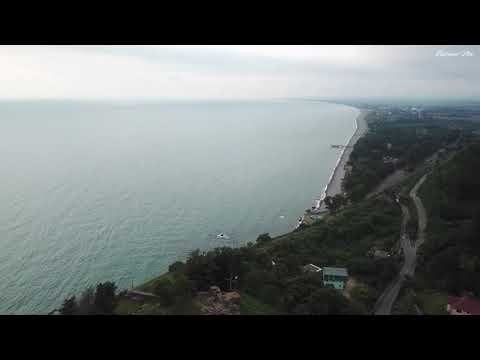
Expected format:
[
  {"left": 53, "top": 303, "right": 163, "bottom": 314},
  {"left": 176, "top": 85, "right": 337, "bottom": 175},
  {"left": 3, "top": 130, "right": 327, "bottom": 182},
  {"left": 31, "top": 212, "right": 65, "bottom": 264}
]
[
  {"left": 414, "top": 303, "right": 423, "bottom": 315},
  {"left": 373, "top": 174, "right": 428, "bottom": 315},
  {"left": 410, "top": 175, "right": 428, "bottom": 251}
]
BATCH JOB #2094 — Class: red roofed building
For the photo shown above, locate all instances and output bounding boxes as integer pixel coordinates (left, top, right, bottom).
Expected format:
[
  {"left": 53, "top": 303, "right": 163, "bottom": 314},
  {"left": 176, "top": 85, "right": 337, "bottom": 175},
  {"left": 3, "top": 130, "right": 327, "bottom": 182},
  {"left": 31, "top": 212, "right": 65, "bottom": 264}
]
[{"left": 447, "top": 296, "right": 480, "bottom": 315}]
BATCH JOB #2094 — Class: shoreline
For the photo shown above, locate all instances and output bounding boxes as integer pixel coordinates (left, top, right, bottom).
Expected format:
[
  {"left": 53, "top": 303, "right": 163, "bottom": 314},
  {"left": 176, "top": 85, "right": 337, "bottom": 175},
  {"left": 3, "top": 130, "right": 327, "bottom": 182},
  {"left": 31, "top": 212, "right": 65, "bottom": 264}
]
[
  {"left": 107, "top": 107, "right": 370, "bottom": 304},
  {"left": 134, "top": 107, "right": 369, "bottom": 292},
  {"left": 307, "top": 108, "right": 369, "bottom": 217}
]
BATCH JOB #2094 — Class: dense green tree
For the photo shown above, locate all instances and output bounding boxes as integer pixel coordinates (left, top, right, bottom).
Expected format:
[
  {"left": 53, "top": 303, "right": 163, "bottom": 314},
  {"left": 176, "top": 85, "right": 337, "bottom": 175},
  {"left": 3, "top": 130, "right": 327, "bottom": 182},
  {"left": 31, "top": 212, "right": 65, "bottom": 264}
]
[
  {"left": 172, "top": 273, "right": 195, "bottom": 300},
  {"left": 154, "top": 281, "right": 175, "bottom": 306},
  {"left": 350, "top": 282, "right": 375, "bottom": 309},
  {"left": 256, "top": 233, "right": 272, "bottom": 244},
  {"left": 59, "top": 296, "right": 78, "bottom": 315},
  {"left": 324, "top": 194, "right": 347, "bottom": 214},
  {"left": 415, "top": 141, "right": 480, "bottom": 297},
  {"left": 292, "top": 288, "right": 360, "bottom": 315},
  {"left": 344, "top": 117, "right": 457, "bottom": 202},
  {"left": 77, "top": 286, "right": 95, "bottom": 315},
  {"left": 324, "top": 196, "right": 334, "bottom": 213},
  {"left": 169, "top": 261, "right": 185, "bottom": 273},
  {"left": 94, "top": 282, "right": 117, "bottom": 314},
  {"left": 242, "top": 269, "right": 275, "bottom": 294}
]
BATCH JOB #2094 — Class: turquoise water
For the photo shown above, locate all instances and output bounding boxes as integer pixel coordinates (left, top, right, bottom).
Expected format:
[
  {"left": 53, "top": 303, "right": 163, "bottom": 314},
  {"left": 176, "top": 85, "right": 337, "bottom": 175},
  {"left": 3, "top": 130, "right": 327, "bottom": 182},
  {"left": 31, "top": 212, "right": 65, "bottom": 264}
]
[{"left": 0, "top": 100, "right": 358, "bottom": 314}]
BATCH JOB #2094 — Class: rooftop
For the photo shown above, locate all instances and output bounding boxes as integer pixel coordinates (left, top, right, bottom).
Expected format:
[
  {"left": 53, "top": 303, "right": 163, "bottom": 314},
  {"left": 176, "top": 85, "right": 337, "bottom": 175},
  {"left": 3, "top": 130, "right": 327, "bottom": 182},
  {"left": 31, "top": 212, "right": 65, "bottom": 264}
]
[
  {"left": 322, "top": 267, "right": 348, "bottom": 277},
  {"left": 448, "top": 296, "right": 480, "bottom": 315},
  {"left": 303, "top": 264, "right": 321, "bottom": 273}
]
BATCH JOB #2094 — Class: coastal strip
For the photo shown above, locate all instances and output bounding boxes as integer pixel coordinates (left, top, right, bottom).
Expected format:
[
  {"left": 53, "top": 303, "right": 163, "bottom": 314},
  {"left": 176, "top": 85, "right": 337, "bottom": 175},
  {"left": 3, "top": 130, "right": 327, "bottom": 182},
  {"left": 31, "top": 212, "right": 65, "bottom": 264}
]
[
  {"left": 324, "top": 109, "right": 369, "bottom": 199},
  {"left": 300, "top": 109, "right": 369, "bottom": 224}
]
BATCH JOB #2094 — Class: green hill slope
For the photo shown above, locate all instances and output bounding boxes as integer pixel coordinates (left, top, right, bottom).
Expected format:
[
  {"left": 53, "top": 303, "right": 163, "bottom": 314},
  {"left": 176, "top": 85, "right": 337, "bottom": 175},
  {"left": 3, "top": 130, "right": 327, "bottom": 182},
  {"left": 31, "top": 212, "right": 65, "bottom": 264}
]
[{"left": 416, "top": 140, "right": 480, "bottom": 296}]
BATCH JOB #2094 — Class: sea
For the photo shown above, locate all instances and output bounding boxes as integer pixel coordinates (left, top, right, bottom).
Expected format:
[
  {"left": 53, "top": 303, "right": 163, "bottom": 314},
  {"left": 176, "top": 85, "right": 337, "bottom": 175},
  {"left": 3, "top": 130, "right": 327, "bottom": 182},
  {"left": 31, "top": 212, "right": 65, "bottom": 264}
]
[{"left": 0, "top": 99, "right": 359, "bottom": 314}]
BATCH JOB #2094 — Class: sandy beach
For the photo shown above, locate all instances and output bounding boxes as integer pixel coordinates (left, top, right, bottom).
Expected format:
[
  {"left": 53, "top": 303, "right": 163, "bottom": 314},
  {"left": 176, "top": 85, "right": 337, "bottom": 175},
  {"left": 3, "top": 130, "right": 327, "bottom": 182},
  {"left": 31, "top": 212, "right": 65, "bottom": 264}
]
[{"left": 315, "top": 109, "right": 369, "bottom": 213}]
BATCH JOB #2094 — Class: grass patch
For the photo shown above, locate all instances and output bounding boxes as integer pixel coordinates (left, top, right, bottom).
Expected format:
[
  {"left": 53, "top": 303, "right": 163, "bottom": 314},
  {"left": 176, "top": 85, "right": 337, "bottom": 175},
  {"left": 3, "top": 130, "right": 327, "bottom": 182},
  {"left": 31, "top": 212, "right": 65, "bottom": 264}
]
[
  {"left": 392, "top": 291, "right": 417, "bottom": 315},
  {"left": 135, "top": 272, "right": 175, "bottom": 293},
  {"left": 114, "top": 297, "right": 143, "bottom": 315},
  {"left": 134, "top": 302, "right": 167, "bottom": 315},
  {"left": 416, "top": 290, "right": 449, "bottom": 315},
  {"left": 115, "top": 295, "right": 198, "bottom": 315},
  {"left": 239, "top": 292, "right": 280, "bottom": 315},
  {"left": 170, "top": 299, "right": 202, "bottom": 315}
]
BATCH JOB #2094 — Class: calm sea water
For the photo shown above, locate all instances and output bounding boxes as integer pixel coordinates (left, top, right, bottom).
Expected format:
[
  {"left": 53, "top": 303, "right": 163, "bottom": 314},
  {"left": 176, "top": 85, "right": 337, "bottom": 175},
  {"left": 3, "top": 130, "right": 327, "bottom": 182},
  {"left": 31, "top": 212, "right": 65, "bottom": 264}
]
[{"left": 0, "top": 100, "right": 358, "bottom": 314}]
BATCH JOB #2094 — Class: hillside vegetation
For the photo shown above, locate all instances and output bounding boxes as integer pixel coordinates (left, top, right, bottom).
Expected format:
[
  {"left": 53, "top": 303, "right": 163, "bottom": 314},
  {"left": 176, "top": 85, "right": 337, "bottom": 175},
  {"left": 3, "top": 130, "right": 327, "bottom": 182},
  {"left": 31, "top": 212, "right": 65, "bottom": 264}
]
[
  {"left": 416, "top": 140, "right": 480, "bottom": 297},
  {"left": 56, "top": 106, "right": 480, "bottom": 316},
  {"left": 118, "top": 194, "right": 401, "bottom": 315},
  {"left": 344, "top": 112, "right": 460, "bottom": 201}
]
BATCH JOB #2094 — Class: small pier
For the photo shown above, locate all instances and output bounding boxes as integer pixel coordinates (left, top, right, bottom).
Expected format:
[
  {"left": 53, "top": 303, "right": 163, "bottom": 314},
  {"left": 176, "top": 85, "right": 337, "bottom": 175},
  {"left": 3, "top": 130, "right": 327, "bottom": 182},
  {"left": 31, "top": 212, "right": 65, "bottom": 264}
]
[{"left": 331, "top": 144, "right": 353, "bottom": 149}]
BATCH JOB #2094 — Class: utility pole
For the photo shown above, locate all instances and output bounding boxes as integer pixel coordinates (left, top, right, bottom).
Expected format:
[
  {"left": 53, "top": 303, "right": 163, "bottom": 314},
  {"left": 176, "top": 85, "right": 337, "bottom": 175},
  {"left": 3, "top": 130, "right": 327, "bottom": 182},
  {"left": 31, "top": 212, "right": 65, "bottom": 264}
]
[
  {"left": 225, "top": 271, "right": 238, "bottom": 291},
  {"left": 225, "top": 272, "right": 233, "bottom": 291}
]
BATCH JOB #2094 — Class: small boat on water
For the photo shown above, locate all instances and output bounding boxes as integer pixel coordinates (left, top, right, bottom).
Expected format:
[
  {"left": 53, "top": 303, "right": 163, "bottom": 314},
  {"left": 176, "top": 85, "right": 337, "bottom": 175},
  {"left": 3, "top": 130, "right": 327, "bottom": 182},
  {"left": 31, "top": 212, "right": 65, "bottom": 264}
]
[{"left": 216, "top": 233, "right": 230, "bottom": 240}]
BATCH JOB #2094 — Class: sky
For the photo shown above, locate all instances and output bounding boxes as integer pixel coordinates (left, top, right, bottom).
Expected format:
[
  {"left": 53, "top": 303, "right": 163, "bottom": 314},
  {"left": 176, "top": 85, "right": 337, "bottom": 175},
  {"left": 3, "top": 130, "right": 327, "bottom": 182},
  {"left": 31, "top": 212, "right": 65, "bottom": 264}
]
[{"left": 0, "top": 45, "right": 479, "bottom": 101}]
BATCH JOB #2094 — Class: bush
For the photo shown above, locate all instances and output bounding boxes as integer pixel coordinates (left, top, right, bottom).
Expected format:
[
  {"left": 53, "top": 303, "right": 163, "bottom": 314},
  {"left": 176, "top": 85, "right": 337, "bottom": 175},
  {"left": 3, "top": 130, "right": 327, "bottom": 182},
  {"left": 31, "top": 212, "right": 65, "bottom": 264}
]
[
  {"left": 169, "top": 261, "right": 185, "bottom": 273},
  {"left": 59, "top": 296, "right": 78, "bottom": 315},
  {"left": 154, "top": 281, "right": 176, "bottom": 306},
  {"left": 172, "top": 273, "right": 195, "bottom": 300},
  {"left": 256, "top": 233, "right": 272, "bottom": 244},
  {"left": 292, "top": 288, "right": 357, "bottom": 315},
  {"left": 94, "top": 282, "right": 117, "bottom": 314}
]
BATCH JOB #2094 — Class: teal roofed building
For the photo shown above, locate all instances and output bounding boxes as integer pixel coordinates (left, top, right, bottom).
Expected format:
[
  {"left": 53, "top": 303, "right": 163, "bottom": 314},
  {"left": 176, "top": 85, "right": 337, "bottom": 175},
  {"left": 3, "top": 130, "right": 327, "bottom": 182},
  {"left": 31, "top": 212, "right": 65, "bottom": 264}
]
[{"left": 322, "top": 267, "right": 349, "bottom": 290}]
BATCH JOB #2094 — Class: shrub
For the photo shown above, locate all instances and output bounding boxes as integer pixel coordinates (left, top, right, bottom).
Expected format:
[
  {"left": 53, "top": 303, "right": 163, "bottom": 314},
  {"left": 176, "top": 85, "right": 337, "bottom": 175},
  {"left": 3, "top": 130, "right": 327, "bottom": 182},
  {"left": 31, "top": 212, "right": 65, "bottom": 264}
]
[
  {"left": 256, "top": 233, "right": 272, "bottom": 244},
  {"left": 154, "top": 281, "right": 175, "bottom": 307},
  {"left": 169, "top": 261, "right": 185, "bottom": 273}
]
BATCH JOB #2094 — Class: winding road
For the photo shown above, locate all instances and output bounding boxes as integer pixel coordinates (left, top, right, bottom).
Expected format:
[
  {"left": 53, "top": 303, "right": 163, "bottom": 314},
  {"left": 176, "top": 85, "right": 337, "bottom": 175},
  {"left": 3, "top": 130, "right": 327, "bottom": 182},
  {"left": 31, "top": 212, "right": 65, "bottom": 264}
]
[{"left": 373, "top": 174, "right": 428, "bottom": 315}]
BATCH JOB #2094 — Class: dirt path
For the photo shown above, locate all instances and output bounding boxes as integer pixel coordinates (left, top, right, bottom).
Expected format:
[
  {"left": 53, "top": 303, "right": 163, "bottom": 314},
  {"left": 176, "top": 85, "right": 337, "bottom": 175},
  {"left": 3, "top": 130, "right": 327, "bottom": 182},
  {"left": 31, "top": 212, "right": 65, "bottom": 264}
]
[{"left": 366, "top": 169, "right": 409, "bottom": 199}]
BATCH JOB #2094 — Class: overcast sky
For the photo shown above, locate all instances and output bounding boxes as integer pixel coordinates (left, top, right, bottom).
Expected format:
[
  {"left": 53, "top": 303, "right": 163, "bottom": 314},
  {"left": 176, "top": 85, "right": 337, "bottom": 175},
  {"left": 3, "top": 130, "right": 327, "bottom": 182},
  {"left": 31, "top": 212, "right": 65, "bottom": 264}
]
[{"left": 0, "top": 45, "right": 479, "bottom": 101}]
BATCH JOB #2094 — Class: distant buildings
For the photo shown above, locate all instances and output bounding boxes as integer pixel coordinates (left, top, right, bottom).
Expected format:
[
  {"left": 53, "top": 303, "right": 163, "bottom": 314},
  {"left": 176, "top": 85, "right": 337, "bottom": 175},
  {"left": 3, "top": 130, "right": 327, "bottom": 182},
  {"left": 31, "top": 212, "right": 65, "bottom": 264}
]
[
  {"left": 410, "top": 107, "right": 423, "bottom": 119},
  {"left": 301, "top": 264, "right": 349, "bottom": 290},
  {"left": 447, "top": 296, "right": 480, "bottom": 315},
  {"left": 322, "top": 267, "right": 349, "bottom": 290}
]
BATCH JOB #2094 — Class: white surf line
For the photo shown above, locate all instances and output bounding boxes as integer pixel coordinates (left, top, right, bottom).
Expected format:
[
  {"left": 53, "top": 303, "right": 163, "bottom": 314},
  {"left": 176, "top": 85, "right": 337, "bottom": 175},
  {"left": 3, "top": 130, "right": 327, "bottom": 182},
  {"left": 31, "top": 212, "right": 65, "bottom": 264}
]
[
  {"left": 295, "top": 109, "right": 364, "bottom": 230},
  {"left": 316, "top": 110, "right": 361, "bottom": 211}
]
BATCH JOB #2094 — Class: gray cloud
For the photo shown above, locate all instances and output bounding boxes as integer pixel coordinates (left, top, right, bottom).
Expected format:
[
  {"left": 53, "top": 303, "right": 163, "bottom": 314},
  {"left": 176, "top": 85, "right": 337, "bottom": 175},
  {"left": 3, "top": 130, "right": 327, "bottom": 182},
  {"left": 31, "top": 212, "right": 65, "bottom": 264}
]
[{"left": 0, "top": 45, "right": 478, "bottom": 100}]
